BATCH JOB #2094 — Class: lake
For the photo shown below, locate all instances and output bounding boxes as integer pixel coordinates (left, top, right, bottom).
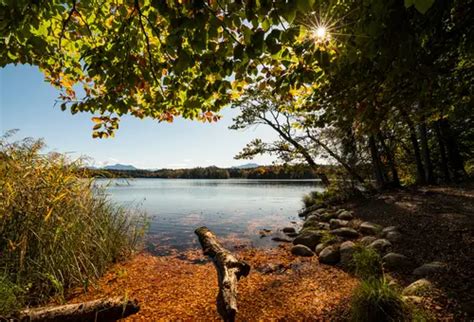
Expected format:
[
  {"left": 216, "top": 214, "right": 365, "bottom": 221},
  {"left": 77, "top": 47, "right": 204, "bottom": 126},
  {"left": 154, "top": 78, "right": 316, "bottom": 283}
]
[{"left": 100, "top": 178, "right": 324, "bottom": 254}]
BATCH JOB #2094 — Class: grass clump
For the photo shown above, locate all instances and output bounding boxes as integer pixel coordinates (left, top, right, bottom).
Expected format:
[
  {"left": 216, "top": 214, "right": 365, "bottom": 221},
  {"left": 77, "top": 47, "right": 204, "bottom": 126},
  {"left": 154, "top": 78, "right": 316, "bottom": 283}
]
[
  {"left": 352, "top": 246, "right": 383, "bottom": 280},
  {"left": 0, "top": 133, "right": 147, "bottom": 315},
  {"left": 302, "top": 191, "right": 322, "bottom": 208},
  {"left": 350, "top": 277, "right": 405, "bottom": 322}
]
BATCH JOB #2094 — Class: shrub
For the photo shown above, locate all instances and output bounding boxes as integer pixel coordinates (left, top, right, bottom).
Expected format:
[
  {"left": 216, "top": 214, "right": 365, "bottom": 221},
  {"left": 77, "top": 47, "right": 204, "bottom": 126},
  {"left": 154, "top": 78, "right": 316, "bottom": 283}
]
[
  {"left": 0, "top": 133, "right": 147, "bottom": 315},
  {"left": 350, "top": 278, "right": 406, "bottom": 322},
  {"left": 302, "top": 190, "right": 322, "bottom": 208},
  {"left": 352, "top": 246, "right": 383, "bottom": 280}
]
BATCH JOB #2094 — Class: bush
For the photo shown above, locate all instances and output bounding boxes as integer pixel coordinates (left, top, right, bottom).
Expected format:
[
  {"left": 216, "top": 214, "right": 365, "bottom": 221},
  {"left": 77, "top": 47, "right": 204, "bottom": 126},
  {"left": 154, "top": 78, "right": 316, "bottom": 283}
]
[
  {"left": 352, "top": 246, "right": 383, "bottom": 280},
  {"left": 0, "top": 133, "right": 147, "bottom": 315},
  {"left": 350, "top": 278, "right": 405, "bottom": 322},
  {"left": 302, "top": 190, "right": 322, "bottom": 208}
]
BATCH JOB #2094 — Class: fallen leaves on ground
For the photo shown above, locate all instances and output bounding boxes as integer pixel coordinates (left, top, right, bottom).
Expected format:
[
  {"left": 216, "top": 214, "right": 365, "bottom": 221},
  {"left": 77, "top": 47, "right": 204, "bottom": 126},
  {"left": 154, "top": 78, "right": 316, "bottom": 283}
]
[{"left": 67, "top": 245, "right": 358, "bottom": 320}]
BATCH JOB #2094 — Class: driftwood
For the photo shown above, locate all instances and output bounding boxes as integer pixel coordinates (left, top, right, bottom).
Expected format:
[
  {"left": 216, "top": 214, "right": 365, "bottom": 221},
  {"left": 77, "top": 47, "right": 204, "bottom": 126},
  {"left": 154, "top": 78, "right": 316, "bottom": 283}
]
[
  {"left": 195, "top": 226, "right": 250, "bottom": 322},
  {"left": 15, "top": 297, "right": 139, "bottom": 321}
]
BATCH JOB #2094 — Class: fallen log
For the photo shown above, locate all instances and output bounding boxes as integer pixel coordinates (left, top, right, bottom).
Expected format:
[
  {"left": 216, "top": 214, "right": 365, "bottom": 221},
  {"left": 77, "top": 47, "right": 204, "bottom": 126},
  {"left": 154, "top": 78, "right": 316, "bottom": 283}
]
[
  {"left": 195, "top": 226, "right": 250, "bottom": 322},
  {"left": 15, "top": 297, "right": 139, "bottom": 321}
]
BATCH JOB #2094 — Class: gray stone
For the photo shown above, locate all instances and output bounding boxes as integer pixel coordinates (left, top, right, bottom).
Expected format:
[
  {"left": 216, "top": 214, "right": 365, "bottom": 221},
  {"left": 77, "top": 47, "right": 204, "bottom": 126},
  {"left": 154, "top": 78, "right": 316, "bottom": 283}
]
[
  {"left": 293, "top": 231, "right": 322, "bottom": 250},
  {"left": 413, "top": 262, "right": 447, "bottom": 277},
  {"left": 368, "top": 239, "right": 392, "bottom": 254},
  {"left": 338, "top": 211, "right": 354, "bottom": 220},
  {"left": 298, "top": 204, "right": 326, "bottom": 217},
  {"left": 286, "top": 232, "right": 298, "bottom": 238},
  {"left": 272, "top": 236, "right": 293, "bottom": 243},
  {"left": 360, "top": 236, "right": 377, "bottom": 246},
  {"left": 385, "top": 231, "right": 402, "bottom": 243},
  {"left": 315, "top": 243, "right": 326, "bottom": 255},
  {"left": 402, "top": 279, "right": 434, "bottom": 296},
  {"left": 383, "top": 252, "right": 410, "bottom": 270},
  {"left": 402, "top": 296, "right": 423, "bottom": 305},
  {"left": 382, "top": 226, "right": 399, "bottom": 235},
  {"left": 329, "top": 219, "right": 349, "bottom": 229},
  {"left": 319, "top": 246, "right": 340, "bottom": 264},
  {"left": 340, "top": 241, "right": 356, "bottom": 266},
  {"left": 282, "top": 227, "right": 296, "bottom": 234},
  {"left": 330, "top": 227, "right": 359, "bottom": 239},
  {"left": 318, "top": 222, "right": 330, "bottom": 230},
  {"left": 291, "top": 245, "right": 315, "bottom": 257},
  {"left": 319, "top": 212, "right": 337, "bottom": 222},
  {"left": 359, "top": 222, "right": 381, "bottom": 235}
]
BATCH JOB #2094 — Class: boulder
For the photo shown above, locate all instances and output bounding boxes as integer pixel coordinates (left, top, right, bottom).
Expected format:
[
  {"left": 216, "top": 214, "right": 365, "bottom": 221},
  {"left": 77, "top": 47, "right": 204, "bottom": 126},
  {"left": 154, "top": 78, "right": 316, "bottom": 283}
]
[
  {"left": 293, "top": 231, "right": 322, "bottom": 250},
  {"left": 368, "top": 239, "right": 392, "bottom": 254},
  {"left": 330, "top": 227, "right": 359, "bottom": 239},
  {"left": 318, "top": 222, "right": 330, "bottom": 230},
  {"left": 315, "top": 243, "right": 326, "bottom": 255},
  {"left": 286, "top": 232, "right": 298, "bottom": 238},
  {"left": 282, "top": 227, "right": 296, "bottom": 234},
  {"left": 338, "top": 211, "right": 354, "bottom": 220},
  {"left": 383, "top": 253, "right": 410, "bottom": 270},
  {"left": 319, "top": 212, "right": 338, "bottom": 222},
  {"left": 360, "top": 236, "right": 377, "bottom": 246},
  {"left": 412, "top": 262, "right": 447, "bottom": 277},
  {"left": 382, "top": 226, "right": 399, "bottom": 235},
  {"left": 291, "top": 245, "right": 315, "bottom": 257},
  {"left": 385, "top": 231, "right": 402, "bottom": 243},
  {"left": 329, "top": 219, "right": 349, "bottom": 229},
  {"left": 298, "top": 204, "right": 326, "bottom": 217},
  {"left": 319, "top": 246, "right": 340, "bottom": 264},
  {"left": 271, "top": 236, "right": 293, "bottom": 243},
  {"left": 402, "top": 279, "right": 434, "bottom": 296},
  {"left": 340, "top": 241, "right": 356, "bottom": 266},
  {"left": 359, "top": 222, "right": 382, "bottom": 235}
]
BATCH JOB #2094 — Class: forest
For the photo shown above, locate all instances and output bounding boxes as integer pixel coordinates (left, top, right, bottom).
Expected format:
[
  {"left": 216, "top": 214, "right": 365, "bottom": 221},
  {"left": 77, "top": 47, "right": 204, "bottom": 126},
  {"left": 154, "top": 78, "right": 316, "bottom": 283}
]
[{"left": 1, "top": 0, "right": 473, "bottom": 320}]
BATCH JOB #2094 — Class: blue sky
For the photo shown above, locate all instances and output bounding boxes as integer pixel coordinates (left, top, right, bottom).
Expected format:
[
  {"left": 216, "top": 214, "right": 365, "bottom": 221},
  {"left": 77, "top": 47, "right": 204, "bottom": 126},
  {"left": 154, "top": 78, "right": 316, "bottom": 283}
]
[{"left": 0, "top": 65, "right": 278, "bottom": 169}]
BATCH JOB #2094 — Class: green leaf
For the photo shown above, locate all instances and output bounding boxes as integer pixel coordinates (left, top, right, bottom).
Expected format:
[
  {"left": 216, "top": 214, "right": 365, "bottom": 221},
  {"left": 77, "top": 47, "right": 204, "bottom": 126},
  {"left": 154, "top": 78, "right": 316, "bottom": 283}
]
[
  {"left": 413, "top": 0, "right": 435, "bottom": 14},
  {"left": 404, "top": 0, "right": 414, "bottom": 8}
]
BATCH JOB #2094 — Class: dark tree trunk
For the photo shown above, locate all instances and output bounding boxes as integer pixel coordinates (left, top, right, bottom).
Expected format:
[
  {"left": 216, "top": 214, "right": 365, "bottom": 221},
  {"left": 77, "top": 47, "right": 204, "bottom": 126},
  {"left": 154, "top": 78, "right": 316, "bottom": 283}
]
[
  {"left": 435, "top": 121, "right": 450, "bottom": 183},
  {"left": 438, "top": 119, "right": 466, "bottom": 181},
  {"left": 377, "top": 133, "right": 400, "bottom": 187},
  {"left": 369, "top": 135, "right": 385, "bottom": 188},
  {"left": 399, "top": 108, "right": 425, "bottom": 184},
  {"left": 419, "top": 121, "right": 435, "bottom": 184}
]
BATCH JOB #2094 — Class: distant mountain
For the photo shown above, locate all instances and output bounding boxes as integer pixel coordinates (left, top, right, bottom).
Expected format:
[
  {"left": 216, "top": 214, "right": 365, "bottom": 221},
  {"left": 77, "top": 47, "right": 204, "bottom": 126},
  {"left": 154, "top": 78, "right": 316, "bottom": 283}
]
[
  {"left": 103, "top": 164, "right": 137, "bottom": 171},
  {"left": 232, "top": 163, "right": 260, "bottom": 169}
]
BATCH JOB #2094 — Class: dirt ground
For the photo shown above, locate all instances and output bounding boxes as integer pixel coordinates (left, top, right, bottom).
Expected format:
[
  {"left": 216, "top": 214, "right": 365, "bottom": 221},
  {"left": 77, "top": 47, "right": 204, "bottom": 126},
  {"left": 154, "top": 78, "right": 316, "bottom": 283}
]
[{"left": 345, "top": 183, "right": 474, "bottom": 318}]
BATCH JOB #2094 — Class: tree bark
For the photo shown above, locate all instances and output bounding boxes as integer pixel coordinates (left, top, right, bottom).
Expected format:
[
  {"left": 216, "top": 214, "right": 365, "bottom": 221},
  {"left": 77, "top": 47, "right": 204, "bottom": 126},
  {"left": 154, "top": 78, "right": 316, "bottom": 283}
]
[
  {"left": 419, "top": 121, "right": 435, "bottom": 183},
  {"left": 377, "top": 133, "right": 400, "bottom": 187},
  {"left": 435, "top": 121, "right": 450, "bottom": 182},
  {"left": 369, "top": 135, "right": 385, "bottom": 188},
  {"left": 195, "top": 226, "right": 250, "bottom": 322},
  {"left": 438, "top": 119, "right": 466, "bottom": 181},
  {"left": 399, "top": 108, "right": 426, "bottom": 184},
  {"left": 16, "top": 297, "right": 139, "bottom": 322}
]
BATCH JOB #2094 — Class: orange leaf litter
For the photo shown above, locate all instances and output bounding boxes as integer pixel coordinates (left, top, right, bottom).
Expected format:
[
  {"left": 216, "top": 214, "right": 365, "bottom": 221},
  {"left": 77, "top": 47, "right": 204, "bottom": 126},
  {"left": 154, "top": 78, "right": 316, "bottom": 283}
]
[{"left": 67, "top": 245, "right": 358, "bottom": 320}]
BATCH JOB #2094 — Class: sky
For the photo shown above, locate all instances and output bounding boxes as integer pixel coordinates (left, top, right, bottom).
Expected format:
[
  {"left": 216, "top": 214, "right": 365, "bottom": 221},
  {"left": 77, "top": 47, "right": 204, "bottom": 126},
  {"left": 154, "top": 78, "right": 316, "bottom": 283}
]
[{"left": 0, "top": 65, "right": 279, "bottom": 169}]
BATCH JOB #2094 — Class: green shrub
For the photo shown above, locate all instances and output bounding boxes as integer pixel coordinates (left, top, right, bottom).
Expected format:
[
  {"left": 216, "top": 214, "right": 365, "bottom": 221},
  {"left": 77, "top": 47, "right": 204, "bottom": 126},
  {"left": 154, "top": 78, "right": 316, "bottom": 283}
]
[
  {"left": 352, "top": 246, "right": 383, "bottom": 280},
  {"left": 302, "top": 190, "right": 322, "bottom": 208},
  {"left": 350, "top": 278, "right": 405, "bottom": 322},
  {"left": 0, "top": 133, "right": 147, "bottom": 315}
]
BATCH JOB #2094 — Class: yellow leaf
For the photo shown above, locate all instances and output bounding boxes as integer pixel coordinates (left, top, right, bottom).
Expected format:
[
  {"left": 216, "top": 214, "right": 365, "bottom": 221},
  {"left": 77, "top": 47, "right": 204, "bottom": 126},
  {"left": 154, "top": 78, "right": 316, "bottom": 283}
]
[
  {"left": 92, "top": 117, "right": 102, "bottom": 124},
  {"left": 44, "top": 207, "right": 53, "bottom": 221}
]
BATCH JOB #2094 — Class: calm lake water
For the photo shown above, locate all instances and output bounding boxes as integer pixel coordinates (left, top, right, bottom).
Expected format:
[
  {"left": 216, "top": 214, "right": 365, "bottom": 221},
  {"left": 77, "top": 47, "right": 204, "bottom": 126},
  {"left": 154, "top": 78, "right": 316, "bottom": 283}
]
[{"left": 100, "top": 179, "right": 324, "bottom": 254}]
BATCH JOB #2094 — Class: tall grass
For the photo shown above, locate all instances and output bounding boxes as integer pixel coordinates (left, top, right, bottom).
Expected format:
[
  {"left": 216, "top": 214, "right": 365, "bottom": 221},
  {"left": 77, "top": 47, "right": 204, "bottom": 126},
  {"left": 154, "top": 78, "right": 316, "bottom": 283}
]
[{"left": 0, "top": 132, "right": 146, "bottom": 315}]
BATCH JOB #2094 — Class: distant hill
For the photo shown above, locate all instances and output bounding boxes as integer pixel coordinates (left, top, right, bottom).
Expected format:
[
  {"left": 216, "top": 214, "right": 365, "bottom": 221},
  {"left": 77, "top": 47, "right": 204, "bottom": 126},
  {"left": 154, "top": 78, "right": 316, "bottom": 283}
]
[
  {"left": 103, "top": 164, "right": 137, "bottom": 171},
  {"left": 232, "top": 163, "right": 260, "bottom": 169}
]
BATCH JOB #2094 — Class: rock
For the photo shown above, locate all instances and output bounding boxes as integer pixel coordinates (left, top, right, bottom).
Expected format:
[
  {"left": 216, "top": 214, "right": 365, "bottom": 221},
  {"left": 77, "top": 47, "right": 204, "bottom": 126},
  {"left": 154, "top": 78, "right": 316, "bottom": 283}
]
[
  {"left": 319, "top": 212, "right": 338, "bottom": 222},
  {"left": 368, "top": 239, "right": 392, "bottom": 254},
  {"left": 282, "top": 227, "right": 296, "bottom": 234},
  {"left": 293, "top": 231, "right": 322, "bottom": 250},
  {"left": 385, "top": 231, "right": 402, "bottom": 243},
  {"left": 319, "top": 246, "right": 340, "bottom": 264},
  {"left": 318, "top": 222, "right": 330, "bottom": 230},
  {"left": 302, "top": 215, "right": 319, "bottom": 229},
  {"left": 382, "top": 226, "right": 399, "bottom": 235},
  {"left": 336, "top": 208, "right": 347, "bottom": 215},
  {"left": 291, "top": 245, "right": 315, "bottom": 257},
  {"left": 412, "top": 262, "right": 447, "bottom": 277},
  {"left": 402, "top": 295, "right": 423, "bottom": 305},
  {"left": 402, "top": 279, "right": 434, "bottom": 296},
  {"left": 298, "top": 204, "right": 326, "bottom": 217},
  {"left": 286, "top": 232, "right": 298, "bottom": 238},
  {"left": 329, "top": 219, "right": 349, "bottom": 229},
  {"left": 338, "top": 211, "right": 354, "bottom": 220},
  {"left": 330, "top": 227, "right": 359, "bottom": 239},
  {"left": 259, "top": 229, "right": 272, "bottom": 238},
  {"left": 340, "top": 241, "right": 356, "bottom": 266},
  {"left": 360, "top": 236, "right": 377, "bottom": 246},
  {"left": 359, "top": 222, "right": 381, "bottom": 235},
  {"left": 383, "top": 253, "right": 410, "bottom": 270},
  {"left": 272, "top": 236, "right": 293, "bottom": 243},
  {"left": 315, "top": 243, "right": 326, "bottom": 255}
]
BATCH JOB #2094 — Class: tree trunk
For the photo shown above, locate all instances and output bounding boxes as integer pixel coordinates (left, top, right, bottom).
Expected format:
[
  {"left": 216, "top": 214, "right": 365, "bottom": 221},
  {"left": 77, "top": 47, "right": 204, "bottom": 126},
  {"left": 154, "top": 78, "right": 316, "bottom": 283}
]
[
  {"left": 419, "top": 121, "right": 435, "bottom": 183},
  {"left": 377, "top": 133, "right": 400, "bottom": 187},
  {"left": 16, "top": 297, "right": 139, "bottom": 322},
  {"left": 438, "top": 119, "right": 466, "bottom": 181},
  {"left": 399, "top": 108, "right": 425, "bottom": 184},
  {"left": 195, "top": 226, "right": 250, "bottom": 322},
  {"left": 435, "top": 121, "right": 450, "bottom": 182},
  {"left": 369, "top": 135, "right": 385, "bottom": 188}
]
